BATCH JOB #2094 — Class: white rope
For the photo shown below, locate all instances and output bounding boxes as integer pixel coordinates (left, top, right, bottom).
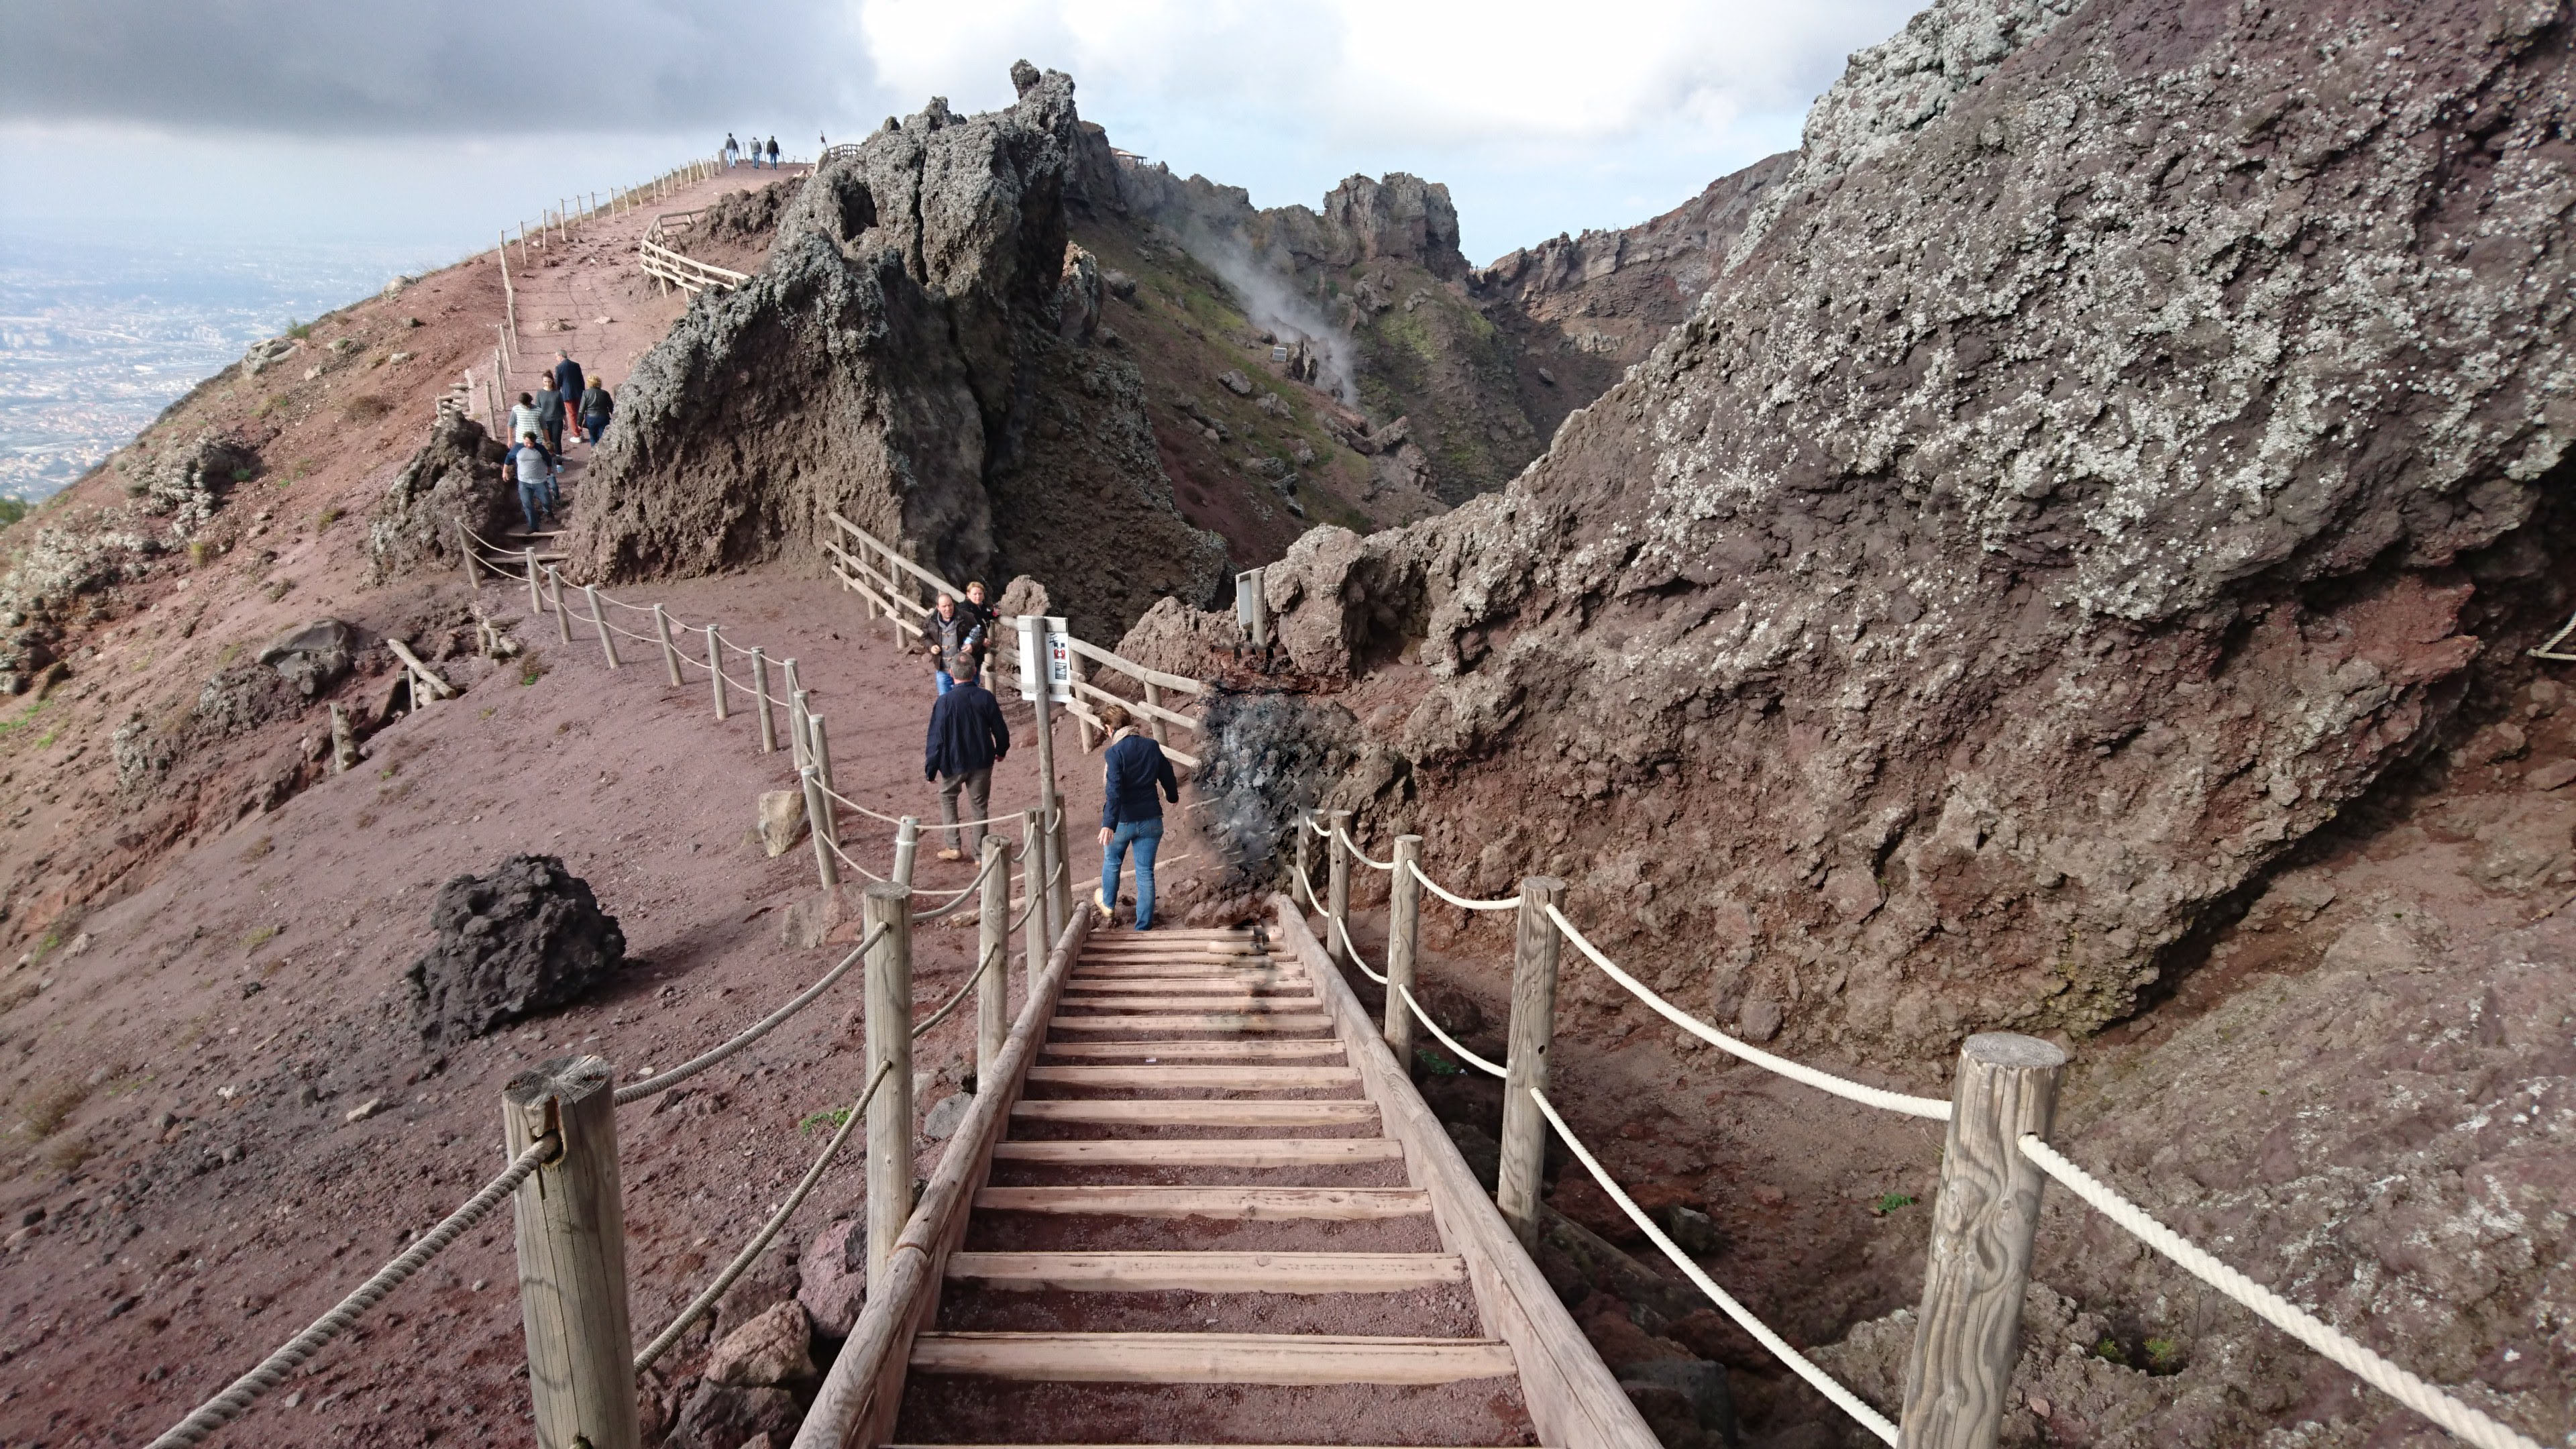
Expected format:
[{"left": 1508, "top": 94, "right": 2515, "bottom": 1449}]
[
  {"left": 634, "top": 1061, "right": 889, "bottom": 1372},
  {"left": 1535, "top": 1089, "right": 1899, "bottom": 1444},
  {"left": 1328, "top": 910, "right": 1389, "bottom": 985},
  {"left": 2017, "top": 1135, "right": 2542, "bottom": 1449},
  {"left": 911, "top": 965, "right": 984, "bottom": 1040},
  {"left": 1544, "top": 904, "right": 1951, "bottom": 1121},
  {"left": 912, "top": 851, "right": 999, "bottom": 922},
  {"left": 1397, "top": 983, "right": 1505, "bottom": 1077},
  {"left": 144, "top": 1134, "right": 556, "bottom": 1448},
  {"left": 818, "top": 777, "right": 910, "bottom": 826},
  {"left": 614, "top": 924, "right": 886, "bottom": 1105},
  {"left": 1407, "top": 859, "right": 1521, "bottom": 912},
  {"left": 823, "top": 830, "right": 892, "bottom": 884},
  {"left": 1334, "top": 826, "right": 1394, "bottom": 871}
]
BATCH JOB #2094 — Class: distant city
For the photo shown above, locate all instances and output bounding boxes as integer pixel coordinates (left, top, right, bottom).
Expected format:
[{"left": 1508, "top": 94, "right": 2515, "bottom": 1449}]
[{"left": 0, "top": 230, "right": 452, "bottom": 502}]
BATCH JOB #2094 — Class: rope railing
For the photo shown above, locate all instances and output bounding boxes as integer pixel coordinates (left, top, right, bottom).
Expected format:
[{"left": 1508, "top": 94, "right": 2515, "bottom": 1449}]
[
  {"left": 822, "top": 829, "right": 893, "bottom": 885},
  {"left": 912, "top": 851, "right": 999, "bottom": 923},
  {"left": 614, "top": 924, "right": 886, "bottom": 1106},
  {"left": 1397, "top": 982, "right": 1505, "bottom": 1077},
  {"left": 1407, "top": 859, "right": 1521, "bottom": 912},
  {"left": 1335, "top": 825, "right": 1394, "bottom": 871},
  {"left": 1328, "top": 910, "right": 1388, "bottom": 985},
  {"left": 144, "top": 1132, "right": 559, "bottom": 1449},
  {"left": 1544, "top": 904, "right": 1953, "bottom": 1121},
  {"left": 1534, "top": 1089, "right": 1900, "bottom": 1445},
  {"left": 633, "top": 1061, "right": 890, "bottom": 1372},
  {"left": 2017, "top": 1136, "right": 2542, "bottom": 1449}
]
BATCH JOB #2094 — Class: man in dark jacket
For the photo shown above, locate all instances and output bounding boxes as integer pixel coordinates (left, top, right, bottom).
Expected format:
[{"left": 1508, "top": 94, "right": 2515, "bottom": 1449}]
[
  {"left": 551, "top": 352, "right": 587, "bottom": 441},
  {"left": 924, "top": 593, "right": 983, "bottom": 696},
  {"left": 1095, "top": 704, "right": 1179, "bottom": 929},
  {"left": 532, "top": 378, "right": 566, "bottom": 455},
  {"left": 924, "top": 667, "right": 1010, "bottom": 861}
]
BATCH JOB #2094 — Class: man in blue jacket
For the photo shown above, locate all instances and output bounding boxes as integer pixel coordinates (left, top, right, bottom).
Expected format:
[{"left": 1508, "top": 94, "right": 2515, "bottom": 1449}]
[
  {"left": 1095, "top": 703, "right": 1179, "bottom": 930},
  {"left": 924, "top": 664, "right": 1010, "bottom": 861}
]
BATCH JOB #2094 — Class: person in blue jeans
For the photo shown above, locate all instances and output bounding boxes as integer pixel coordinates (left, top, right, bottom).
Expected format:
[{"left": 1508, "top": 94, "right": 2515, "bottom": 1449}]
[
  {"left": 509, "top": 432, "right": 556, "bottom": 531},
  {"left": 1094, "top": 703, "right": 1179, "bottom": 930}
]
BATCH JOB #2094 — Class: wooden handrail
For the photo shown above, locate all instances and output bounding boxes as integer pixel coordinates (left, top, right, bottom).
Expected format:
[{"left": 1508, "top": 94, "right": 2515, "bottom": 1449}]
[
  {"left": 790, "top": 909, "right": 1093, "bottom": 1449},
  {"left": 1063, "top": 635, "right": 1205, "bottom": 696}
]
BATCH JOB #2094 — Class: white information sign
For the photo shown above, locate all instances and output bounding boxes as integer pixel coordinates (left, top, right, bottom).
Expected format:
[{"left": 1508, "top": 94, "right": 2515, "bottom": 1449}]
[{"left": 1016, "top": 616, "right": 1073, "bottom": 704}]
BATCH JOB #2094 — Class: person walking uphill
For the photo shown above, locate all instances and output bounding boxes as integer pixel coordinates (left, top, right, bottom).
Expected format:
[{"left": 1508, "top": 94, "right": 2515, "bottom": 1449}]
[
  {"left": 1095, "top": 704, "right": 1179, "bottom": 930},
  {"left": 923, "top": 665, "right": 1008, "bottom": 863},
  {"left": 551, "top": 352, "right": 586, "bottom": 441},
  {"left": 923, "top": 592, "right": 984, "bottom": 696},
  {"left": 579, "top": 376, "right": 613, "bottom": 449}
]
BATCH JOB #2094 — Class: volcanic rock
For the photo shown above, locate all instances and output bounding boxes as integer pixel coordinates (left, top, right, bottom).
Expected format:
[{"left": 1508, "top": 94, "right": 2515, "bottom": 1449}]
[
  {"left": 255, "top": 619, "right": 354, "bottom": 698},
  {"left": 406, "top": 855, "right": 627, "bottom": 1043},
  {"left": 1127, "top": 0, "right": 2576, "bottom": 1057},
  {"left": 704, "top": 1299, "right": 815, "bottom": 1387},
  {"left": 366, "top": 413, "right": 512, "bottom": 584},
  {"left": 666, "top": 1381, "right": 799, "bottom": 1449},
  {"left": 798, "top": 1217, "right": 867, "bottom": 1338},
  {"left": 569, "top": 66, "right": 1224, "bottom": 641},
  {"left": 757, "top": 788, "right": 808, "bottom": 857}
]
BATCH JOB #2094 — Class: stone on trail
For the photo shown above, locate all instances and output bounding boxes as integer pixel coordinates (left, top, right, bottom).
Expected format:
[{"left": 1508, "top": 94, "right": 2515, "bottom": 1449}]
[
  {"left": 667, "top": 1380, "right": 798, "bottom": 1449},
  {"left": 799, "top": 1216, "right": 867, "bottom": 1338},
  {"left": 256, "top": 619, "right": 354, "bottom": 698},
  {"left": 921, "top": 1089, "right": 972, "bottom": 1141},
  {"left": 757, "top": 788, "right": 808, "bottom": 857},
  {"left": 703, "top": 1299, "right": 815, "bottom": 1387},
  {"left": 406, "top": 855, "right": 626, "bottom": 1044}
]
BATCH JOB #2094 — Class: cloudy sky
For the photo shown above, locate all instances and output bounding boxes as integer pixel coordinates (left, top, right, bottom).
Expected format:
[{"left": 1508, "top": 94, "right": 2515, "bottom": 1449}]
[{"left": 0, "top": 0, "right": 1921, "bottom": 266}]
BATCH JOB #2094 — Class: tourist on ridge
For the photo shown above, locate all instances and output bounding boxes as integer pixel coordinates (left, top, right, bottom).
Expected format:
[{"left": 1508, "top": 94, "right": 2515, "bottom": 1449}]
[
  {"left": 958, "top": 580, "right": 995, "bottom": 684},
  {"left": 580, "top": 376, "right": 613, "bottom": 449},
  {"left": 531, "top": 377, "right": 566, "bottom": 455},
  {"left": 723, "top": 133, "right": 739, "bottom": 168},
  {"left": 922, "top": 660, "right": 1010, "bottom": 863},
  {"left": 509, "top": 392, "right": 541, "bottom": 447},
  {"left": 509, "top": 432, "right": 557, "bottom": 531},
  {"left": 765, "top": 137, "right": 780, "bottom": 168},
  {"left": 551, "top": 352, "right": 586, "bottom": 440},
  {"left": 924, "top": 592, "right": 985, "bottom": 696},
  {"left": 1095, "top": 703, "right": 1179, "bottom": 931}
]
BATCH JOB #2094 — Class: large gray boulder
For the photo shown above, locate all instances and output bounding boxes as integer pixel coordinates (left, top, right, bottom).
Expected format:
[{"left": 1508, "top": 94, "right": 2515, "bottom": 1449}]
[{"left": 366, "top": 413, "right": 512, "bottom": 584}]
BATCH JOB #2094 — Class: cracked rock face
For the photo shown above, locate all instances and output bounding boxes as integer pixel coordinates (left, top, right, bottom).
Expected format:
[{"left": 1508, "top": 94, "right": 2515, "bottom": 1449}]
[
  {"left": 367, "top": 413, "right": 511, "bottom": 584},
  {"left": 568, "top": 66, "right": 1224, "bottom": 641},
  {"left": 1123, "top": 0, "right": 2576, "bottom": 1059}
]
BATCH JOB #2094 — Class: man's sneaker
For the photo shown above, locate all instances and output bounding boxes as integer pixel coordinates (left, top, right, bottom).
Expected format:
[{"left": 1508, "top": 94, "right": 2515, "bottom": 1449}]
[{"left": 936, "top": 848, "right": 963, "bottom": 862}]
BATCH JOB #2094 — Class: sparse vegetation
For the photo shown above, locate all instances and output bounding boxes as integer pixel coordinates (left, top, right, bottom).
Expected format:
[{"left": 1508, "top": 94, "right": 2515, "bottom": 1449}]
[
  {"left": 1873, "top": 1192, "right": 1917, "bottom": 1214},
  {"left": 187, "top": 539, "right": 217, "bottom": 568},
  {"left": 1414, "top": 1048, "right": 1464, "bottom": 1077},
  {"left": 341, "top": 395, "right": 392, "bottom": 424},
  {"left": 241, "top": 924, "right": 280, "bottom": 953},
  {"left": 2143, "top": 1337, "right": 2186, "bottom": 1375},
  {"left": 243, "top": 835, "right": 273, "bottom": 859},
  {"left": 799, "top": 1106, "right": 852, "bottom": 1133},
  {"left": 315, "top": 505, "right": 343, "bottom": 531},
  {"left": 263, "top": 578, "right": 295, "bottom": 602},
  {"left": 0, "top": 498, "right": 26, "bottom": 527},
  {"left": 15, "top": 1080, "right": 87, "bottom": 1139},
  {"left": 284, "top": 319, "right": 312, "bottom": 340},
  {"left": 519, "top": 653, "right": 549, "bottom": 686}
]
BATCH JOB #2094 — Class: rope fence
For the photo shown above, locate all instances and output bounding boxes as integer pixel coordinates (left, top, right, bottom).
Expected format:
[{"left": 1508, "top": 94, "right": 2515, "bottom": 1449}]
[
  {"left": 614, "top": 924, "right": 885, "bottom": 1106},
  {"left": 145, "top": 1134, "right": 558, "bottom": 1449},
  {"left": 1296, "top": 796, "right": 2551, "bottom": 1449}
]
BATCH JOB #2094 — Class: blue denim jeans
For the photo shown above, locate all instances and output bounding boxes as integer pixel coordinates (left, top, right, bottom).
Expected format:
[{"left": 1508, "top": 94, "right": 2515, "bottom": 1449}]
[
  {"left": 1101, "top": 816, "right": 1165, "bottom": 930},
  {"left": 517, "top": 479, "right": 547, "bottom": 531},
  {"left": 934, "top": 669, "right": 955, "bottom": 696}
]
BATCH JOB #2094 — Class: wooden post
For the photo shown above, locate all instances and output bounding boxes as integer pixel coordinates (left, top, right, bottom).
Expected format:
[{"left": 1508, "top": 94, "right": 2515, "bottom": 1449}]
[
  {"left": 546, "top": 567, "right": 572, "bottom": 643},
  {"left": 705, "top": 623, "right": 728, "bottom": 720},
  {"left": 783, "top": 661, "right": 807, "bottom": 769},
  {"left": 810, "top": 715, "right": 837, "bottom": 796},
  {"left": 1022, "top": 808, "right": 1049, "bottom": 989},
  {"left": 892, "top": 816, "right": 920, "bottom": 888},
  {"left": 652, "top": 604, "right": 683, "bottom": 686},
  {"left": 1046, "top": 795, "right": 1074, "bottom": 944},
  {"left": 1018, "top": 615, "right": 1059, "bottom": 809},
  {"left": 1385, "top": 835, "right": 1424, "bottom": 1056},
  {"left": 1898, "top": 1033, "right": 2069, "bottom": 1449},
  {"left": 1293, "top": 809, "right": 1314, "bottom": 910},
  {"left": 454, "top": 519, "right": 479, "bottom": 593},
  {"left": 1326, "top": 809, "right": 1354, "bottom": 967},
  {"left": 502, "top": 1056, "right": 641, "bottom": 1449},
  {"left": 977, "top": 833, "right": 1008, "bottom": 1082},
  {"left": 1496, "top": 875, "right": 1566, "bottom": 1248},
  {"left": 1238, "top": 567, "right": 1269, "bottom": 648},
  {"left": 861, "top": 881, "right": 914, "bottom": 1293},
  {"left": 586, "top": 585, "right": 618, "bottom": 668},
  {"left": 523, "top": 548, "right": 541, "bottom": 614},
  {"left": 1067, "top": 653, "right": 1097, "bottom": 752},
  {"left": 1141, "top": 680, "right": 1169, "bottom": 745},
  {"left": 751, "top": 647, "right": 777, "bottom": 753},
  {"left": 802, "top": 767, "right": 839, "bottom": 889}
]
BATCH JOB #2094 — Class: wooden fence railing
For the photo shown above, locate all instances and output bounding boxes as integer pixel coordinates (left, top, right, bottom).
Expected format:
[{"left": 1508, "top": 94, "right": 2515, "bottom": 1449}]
[
  {"left": 639, "top": 211, "right": 751, "bottom": 297},
  {"left": 822, "top": 510, "right": 1208, "bottom": 767}
]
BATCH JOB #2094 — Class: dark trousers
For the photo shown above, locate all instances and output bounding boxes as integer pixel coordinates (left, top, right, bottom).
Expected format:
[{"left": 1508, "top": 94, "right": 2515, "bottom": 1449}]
[
  {"left": 541, "top": 417, "right": 563, "bottom": 453},
  {"left": 938, "top": 767, "right": 992, "bottom": 853},
  {"left": 582, "top": 412, "right": 609, "bottom": 446}
]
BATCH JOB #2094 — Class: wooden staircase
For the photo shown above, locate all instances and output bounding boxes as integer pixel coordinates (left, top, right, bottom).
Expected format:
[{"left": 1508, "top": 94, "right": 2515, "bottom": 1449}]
[{"left": 799, "top": 904, "right": 1655, "bottom": 1449}]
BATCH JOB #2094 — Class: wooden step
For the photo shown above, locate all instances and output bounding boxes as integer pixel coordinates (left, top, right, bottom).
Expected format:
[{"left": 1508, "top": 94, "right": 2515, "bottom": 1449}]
[
  {"left": 1073, "top": 960, "right": 1287, "bottom": 975},
  {"left": 1024, "top": 1065, "right": 1360, "bottom": 1089},
  {"left": 1048, "top": 1014, "right": 1331, "bottom": 1033},
  {"left": 973, "top": 1186, "right": 1432, "bottom": 1220},
  {"left": 1055, "top": 995, "right": 1322, "bottom": 1014},
  {"left": 947, "top": 1250, "right": 1466, "bottom": 1293},
  {"left": 910, "top": 1331, "right": 1515, "bottom": 1385},
  {"left": 989, "top": 1138, "right": 1400, "bottom": 1167},
  {"left": 1065, "top": 971, "right": 1307, "bottom": 986},
  {"left": 1040, "top": 1039, "right": 1346, "bottom": 1061},
  {"left": 1011, "top": 1099, "right": 1377, "bottom": 1128},
  {"left": 1077, "top": 949, "right": 1271, "bottom": 963}
]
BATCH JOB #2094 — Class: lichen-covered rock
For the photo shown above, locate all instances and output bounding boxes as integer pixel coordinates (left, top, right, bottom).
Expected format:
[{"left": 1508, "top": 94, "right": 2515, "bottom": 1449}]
[
  {"left": 126, "top": 432, "right": 258, "bottom": 537},
  {"left": 406, "top": 855, "right": 626, "bottom": 1043},
  {"left": 1142, "top": 0, "right": 2576, "bottom": 1062},
  {"left": 256, "top": 619, "right": 354, "bottom": 698},
  {"left": 366, "top": 413, "right": 511, "bottom": 584},
  {"left": 568, "top": 65, "right": 1224, "bottom": 641}
]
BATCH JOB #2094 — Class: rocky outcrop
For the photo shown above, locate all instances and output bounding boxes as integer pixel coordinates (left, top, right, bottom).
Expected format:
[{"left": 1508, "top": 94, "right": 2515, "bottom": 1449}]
[
  {"left": 406, "top": 855, "right": 627, "bottom": 1044},
  {"left": 571, "top": 66, "right": 1224, "bottom": 641},
  {"left": 1127, "top": 0, "right": 2576, "bottom": 1065},
  {"left": 366, "top": 413, "right": 510, "bottom": 584}
]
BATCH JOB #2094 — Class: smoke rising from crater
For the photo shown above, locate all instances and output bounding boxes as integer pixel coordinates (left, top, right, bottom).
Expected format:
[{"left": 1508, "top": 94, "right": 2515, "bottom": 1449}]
[{"left": 1165, "top": 222, "right": 1359, "bottom": 407}]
